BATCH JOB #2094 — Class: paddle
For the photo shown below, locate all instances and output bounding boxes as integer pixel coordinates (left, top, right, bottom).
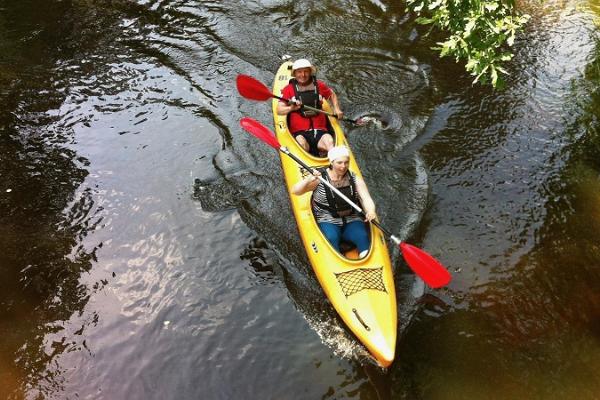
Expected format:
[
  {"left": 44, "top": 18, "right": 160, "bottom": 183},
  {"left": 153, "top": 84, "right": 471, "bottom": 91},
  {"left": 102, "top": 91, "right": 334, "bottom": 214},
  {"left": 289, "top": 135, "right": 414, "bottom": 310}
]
[
  {"left": 239, "top": 117, "right": 452, "bottom": 289},
  {"left": 236, "top": 74, "right": 367, "bottom": 126}
]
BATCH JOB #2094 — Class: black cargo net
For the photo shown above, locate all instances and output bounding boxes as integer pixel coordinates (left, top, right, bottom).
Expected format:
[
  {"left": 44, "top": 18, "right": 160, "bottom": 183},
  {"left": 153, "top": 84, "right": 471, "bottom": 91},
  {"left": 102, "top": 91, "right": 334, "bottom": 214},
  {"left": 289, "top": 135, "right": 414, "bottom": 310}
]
[{"left": 335, "top": 267, "right": 386, "bottom": 297}]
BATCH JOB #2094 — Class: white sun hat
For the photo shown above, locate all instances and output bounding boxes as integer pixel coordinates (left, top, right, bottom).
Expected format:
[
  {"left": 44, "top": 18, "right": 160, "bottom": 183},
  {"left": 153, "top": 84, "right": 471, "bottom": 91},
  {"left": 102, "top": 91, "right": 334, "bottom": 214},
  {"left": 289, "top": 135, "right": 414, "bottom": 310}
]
[
  {"left": 292, "top": 58, "right": 317, "bottom": 75},
  {"left": 328, "top": 146, "right": 350, "bottom": 162}
]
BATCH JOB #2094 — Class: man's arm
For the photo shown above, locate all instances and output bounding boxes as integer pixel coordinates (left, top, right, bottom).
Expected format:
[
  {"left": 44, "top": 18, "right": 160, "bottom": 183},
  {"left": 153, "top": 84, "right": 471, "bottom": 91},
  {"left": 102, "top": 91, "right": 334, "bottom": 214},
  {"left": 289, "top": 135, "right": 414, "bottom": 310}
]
[
  {"left": 277, "top": 85, "right": 301, "bottom": 115},
  {"left": 328, "top": 90, "right": 343, "bottom": 119}
]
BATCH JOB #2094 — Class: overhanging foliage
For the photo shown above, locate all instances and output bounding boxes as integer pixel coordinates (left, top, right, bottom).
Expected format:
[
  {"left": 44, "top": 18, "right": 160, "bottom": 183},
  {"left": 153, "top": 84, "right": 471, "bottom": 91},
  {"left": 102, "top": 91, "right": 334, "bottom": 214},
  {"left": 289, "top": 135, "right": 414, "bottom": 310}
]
[{"left": 406, "top": 0, "right": 530, "bottom": 88}]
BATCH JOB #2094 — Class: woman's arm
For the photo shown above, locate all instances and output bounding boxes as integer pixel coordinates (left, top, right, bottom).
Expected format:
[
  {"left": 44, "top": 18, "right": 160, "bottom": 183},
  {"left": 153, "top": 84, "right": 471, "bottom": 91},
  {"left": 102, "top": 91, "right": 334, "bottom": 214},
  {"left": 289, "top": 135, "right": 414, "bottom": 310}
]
[
  {"left": 292, "top": 172, "right": 321, "bottom": 195},
  {"left": 355, "top": 177, "right": 376, "bottom": 221}
]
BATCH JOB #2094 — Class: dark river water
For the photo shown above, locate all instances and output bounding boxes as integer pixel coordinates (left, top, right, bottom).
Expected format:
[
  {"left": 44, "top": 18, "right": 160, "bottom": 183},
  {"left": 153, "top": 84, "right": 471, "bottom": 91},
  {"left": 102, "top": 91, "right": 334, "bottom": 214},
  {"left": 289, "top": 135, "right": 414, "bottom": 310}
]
[{"left": 1, "top": 0, "right": 600, "bottom": 399}]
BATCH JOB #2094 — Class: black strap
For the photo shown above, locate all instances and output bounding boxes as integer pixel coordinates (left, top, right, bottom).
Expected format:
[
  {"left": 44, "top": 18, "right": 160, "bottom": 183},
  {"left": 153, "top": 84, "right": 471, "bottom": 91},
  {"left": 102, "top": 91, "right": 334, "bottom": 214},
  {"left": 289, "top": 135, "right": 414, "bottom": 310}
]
[{"left": 290, "top": 77, "right": 321, "bottom": 120}]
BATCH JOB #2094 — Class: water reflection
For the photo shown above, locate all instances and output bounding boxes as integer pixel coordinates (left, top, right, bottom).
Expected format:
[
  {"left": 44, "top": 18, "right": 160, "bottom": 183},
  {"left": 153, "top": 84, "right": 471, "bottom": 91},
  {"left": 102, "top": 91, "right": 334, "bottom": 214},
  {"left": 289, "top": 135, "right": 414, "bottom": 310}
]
[
  {"left": 471, "top": 38, "right": 600, "bottom": 350},
  {"left": 0, "top": 1, "right": 107, "bottom": 396},
  {"left": 393, "top": 3, "right": 600, "bottom": 398}
]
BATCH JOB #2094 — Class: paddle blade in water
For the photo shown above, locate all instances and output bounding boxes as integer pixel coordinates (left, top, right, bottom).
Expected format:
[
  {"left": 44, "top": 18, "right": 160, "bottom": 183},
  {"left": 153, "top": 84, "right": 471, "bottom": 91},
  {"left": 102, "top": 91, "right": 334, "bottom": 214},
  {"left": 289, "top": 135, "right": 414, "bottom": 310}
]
[
  {"left": 353, "top": 116, "right": 386, "bottom": 129},
  {"left": 239, "top": 117, "right": 281, "bottom": 150},
  {"left": 354, "top": 117, "right": 367, "bottom": 126},
  {"left": 236, "top": 74, "right": 274, "bottom": 101},
  {"left": 400, "top": 243, "right": 451, "bottom": 288}
]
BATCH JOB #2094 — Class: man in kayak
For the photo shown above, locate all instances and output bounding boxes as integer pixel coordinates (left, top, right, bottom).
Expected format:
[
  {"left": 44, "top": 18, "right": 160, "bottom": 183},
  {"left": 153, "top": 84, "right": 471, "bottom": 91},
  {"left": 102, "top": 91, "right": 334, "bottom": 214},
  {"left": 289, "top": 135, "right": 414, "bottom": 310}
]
[
  {"left": 276, "top": 59, "right": 344, "bottom": 157},
  {"left": 292, "top": 146, "right": 376, "bottom": 258}
]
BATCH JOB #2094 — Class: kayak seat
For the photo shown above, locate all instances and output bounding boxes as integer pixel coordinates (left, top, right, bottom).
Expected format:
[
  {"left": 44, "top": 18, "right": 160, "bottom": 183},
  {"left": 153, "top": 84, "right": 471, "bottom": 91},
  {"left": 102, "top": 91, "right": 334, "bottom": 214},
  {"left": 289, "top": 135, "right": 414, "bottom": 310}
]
[
  {"left": 340, "top": 240, "right": 359, "bottom": 259},
  {"left": 339, "top": 240, "right": 356, "bottom": 253}
]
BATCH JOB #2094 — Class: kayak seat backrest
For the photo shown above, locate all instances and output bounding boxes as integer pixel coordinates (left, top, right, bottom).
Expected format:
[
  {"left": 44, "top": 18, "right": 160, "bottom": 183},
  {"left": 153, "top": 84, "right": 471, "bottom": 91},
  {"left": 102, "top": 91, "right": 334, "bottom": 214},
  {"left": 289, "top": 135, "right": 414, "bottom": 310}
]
[
  {"left": 339, "top": 240, "right": 359, "bottom": 261},
  {"left": 339, "top": 240, "right": 356, "bottom": 253}
]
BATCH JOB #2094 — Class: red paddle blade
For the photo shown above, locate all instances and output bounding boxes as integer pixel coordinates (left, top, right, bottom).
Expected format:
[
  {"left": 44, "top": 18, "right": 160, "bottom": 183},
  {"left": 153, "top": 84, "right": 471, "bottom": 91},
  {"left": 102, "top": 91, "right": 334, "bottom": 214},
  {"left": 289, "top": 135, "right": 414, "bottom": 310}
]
[
  {"left": 236, "top": 75, "right": 274, "bottom": 101},
  {"left": 239, "top": 117, "right": 281, "bottom": 150},
  {"left": 400, "top": 243, "right": 451, "bottom": 288}
]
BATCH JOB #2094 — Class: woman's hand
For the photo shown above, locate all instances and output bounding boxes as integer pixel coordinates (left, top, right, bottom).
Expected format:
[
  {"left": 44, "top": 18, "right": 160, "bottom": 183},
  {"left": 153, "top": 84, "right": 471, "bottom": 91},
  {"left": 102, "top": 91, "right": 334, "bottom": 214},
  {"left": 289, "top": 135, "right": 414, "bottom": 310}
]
[
  {"left": 364, "top": 210, "right": 376, "bottom": 222},
  {"left": 308, "top": 169, "right": 321, "bottom": 182},
  {"left": 334, "top": 108, "right": 344, "bottom": 120},
  {"left": 293, "top": 169, "right": 321, "bottom": 195}
]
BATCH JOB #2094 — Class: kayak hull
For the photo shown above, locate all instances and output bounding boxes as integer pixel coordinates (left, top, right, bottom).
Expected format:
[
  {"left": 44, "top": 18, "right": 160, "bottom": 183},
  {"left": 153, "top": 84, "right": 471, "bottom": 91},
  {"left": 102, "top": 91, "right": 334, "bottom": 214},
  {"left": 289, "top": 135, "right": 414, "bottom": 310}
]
[{"left": 271, "top": 61, "right": 397, "bottom": 367}]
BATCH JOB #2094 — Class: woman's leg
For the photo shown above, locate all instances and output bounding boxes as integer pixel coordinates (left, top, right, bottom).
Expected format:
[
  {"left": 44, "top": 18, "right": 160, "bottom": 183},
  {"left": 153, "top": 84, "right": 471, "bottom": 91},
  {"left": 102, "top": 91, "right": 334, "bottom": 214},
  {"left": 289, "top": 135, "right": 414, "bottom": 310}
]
[
  {"left": 318, "top": 222, "right": 342, "bottom": 251},
  {"left": 341, "top": 221, "right": 370, "bottom": 253}
]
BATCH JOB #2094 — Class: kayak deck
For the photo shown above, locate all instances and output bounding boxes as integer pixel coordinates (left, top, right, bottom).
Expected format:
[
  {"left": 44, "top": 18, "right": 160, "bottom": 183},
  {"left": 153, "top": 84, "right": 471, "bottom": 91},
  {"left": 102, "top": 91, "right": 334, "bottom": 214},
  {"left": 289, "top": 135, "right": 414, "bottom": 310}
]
[{"left": 271, "top": 61, "right": 397, "bottom": 367}]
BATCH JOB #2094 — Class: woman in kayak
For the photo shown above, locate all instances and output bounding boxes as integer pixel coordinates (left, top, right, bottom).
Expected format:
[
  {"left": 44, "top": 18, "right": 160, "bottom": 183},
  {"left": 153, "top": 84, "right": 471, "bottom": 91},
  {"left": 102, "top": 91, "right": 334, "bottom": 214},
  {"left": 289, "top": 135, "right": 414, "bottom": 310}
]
[
  {"left": 292, "top": 146, "right": 376, "bottom": 258},
  {"left": 276, "top": 58, "right": 344, "bottom": 157}
]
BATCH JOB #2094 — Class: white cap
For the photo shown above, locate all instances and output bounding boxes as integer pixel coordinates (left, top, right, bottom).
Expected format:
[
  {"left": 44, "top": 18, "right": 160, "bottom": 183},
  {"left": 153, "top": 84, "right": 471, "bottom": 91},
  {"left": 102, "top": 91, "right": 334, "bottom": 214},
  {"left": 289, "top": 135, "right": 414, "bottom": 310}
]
[
  {"left": 292, "top": 58, "right": 316, "bottom": 75},
  {"left": 328, "top": 146, "right": 350, "bottom": 162}
]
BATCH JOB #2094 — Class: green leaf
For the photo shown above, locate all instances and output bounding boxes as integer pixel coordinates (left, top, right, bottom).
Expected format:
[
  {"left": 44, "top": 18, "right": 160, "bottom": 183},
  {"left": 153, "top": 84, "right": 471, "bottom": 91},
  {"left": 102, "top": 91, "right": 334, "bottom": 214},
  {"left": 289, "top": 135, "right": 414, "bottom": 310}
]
[
  {"left": 464, "top": 19, "right": 476, "bottom": 36},
  {"left": 415, "top": 17, "right": 435, "bottom": 25},
  {"left": 507, "top": 32, "right": 515, "bottom": 46},
  {"left": 491, "top": 65, "right": 498, "bottom": 86},
  {"left": 439, "top": 38, "right": 457, "bottom": 57},
  {"left": 484, "top": 2, "right": 499, "bottom": 12},
  {"left": 474, "top": 65, "right": 489, "bottom": 83},
  {"left": 465, "top": 58, "right": 479, "bottom": 72},
  {"left": 429, "top": 0, "right": 443, "bottom": 11}
]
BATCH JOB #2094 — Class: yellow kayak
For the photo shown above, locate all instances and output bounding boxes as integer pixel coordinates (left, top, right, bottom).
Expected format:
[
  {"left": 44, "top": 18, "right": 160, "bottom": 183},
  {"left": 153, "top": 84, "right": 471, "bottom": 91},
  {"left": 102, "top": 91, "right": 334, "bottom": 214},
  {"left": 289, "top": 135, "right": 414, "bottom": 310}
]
[{"left": 271, "top": 60, "right": 397, "bottom": 367}]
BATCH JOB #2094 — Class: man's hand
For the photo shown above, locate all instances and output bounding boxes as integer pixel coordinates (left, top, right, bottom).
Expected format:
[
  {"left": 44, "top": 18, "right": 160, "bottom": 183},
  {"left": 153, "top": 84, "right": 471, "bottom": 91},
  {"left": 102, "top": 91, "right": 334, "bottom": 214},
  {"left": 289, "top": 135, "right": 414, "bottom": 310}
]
[{"left": 287, "top": 97, "right": 302, "bottom": 111}]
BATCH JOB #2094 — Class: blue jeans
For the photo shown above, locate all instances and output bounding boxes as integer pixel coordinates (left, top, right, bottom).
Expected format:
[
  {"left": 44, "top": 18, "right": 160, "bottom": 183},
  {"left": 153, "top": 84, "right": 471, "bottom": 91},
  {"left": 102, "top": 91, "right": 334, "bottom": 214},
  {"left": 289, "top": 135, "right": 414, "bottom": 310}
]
[{"left": 318, "top": 221, "right": 370, "bottom": 253}]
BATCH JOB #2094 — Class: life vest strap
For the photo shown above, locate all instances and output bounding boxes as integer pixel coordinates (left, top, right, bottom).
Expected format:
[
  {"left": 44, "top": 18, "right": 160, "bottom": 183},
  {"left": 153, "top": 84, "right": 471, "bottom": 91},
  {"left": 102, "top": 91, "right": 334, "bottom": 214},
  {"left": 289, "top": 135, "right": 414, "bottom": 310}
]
[{"left": 316, "top": 168, "right": 358, "bottom": 218}]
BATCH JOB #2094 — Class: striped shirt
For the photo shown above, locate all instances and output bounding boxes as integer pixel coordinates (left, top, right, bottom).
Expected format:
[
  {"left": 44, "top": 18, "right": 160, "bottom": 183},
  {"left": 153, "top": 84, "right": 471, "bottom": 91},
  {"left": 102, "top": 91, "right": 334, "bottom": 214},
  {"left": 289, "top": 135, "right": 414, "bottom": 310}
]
[{"left": 312, "top": 170, "right": 362, "bottom": 226}]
